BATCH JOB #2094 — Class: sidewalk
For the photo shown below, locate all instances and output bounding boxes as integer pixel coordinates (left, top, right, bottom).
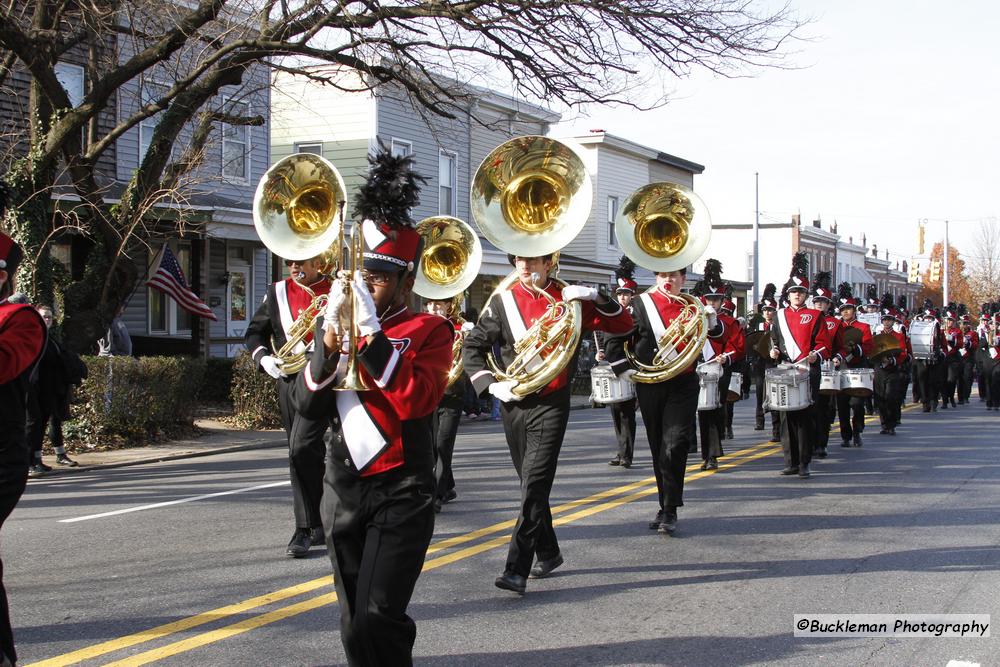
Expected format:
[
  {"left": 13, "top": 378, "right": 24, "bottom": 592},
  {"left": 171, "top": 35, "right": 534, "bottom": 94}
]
[{"left": 33, "top": 394, "right": 601, "bottom": 477}]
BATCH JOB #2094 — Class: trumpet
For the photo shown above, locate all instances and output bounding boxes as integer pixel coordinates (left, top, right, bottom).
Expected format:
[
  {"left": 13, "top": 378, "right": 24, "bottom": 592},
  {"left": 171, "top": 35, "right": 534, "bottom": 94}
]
[
  {"left": 470, "top": 136, "right": 591, "bottom": 399},
  {"left": 252, "top": 153, "right": 367, "bottom": 389},
  {"left": 413, "top": 215, "right": 482, "bottom": 388},
  {"left": 615, "top": 182, "right": 713, "bottom": 383}
]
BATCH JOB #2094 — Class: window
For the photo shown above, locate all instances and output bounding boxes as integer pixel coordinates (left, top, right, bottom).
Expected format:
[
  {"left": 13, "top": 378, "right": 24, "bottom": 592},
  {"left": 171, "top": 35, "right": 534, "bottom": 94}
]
[
  {"left": 148, "top": 243, "right": 193, "bottom": 334},
  {"left": 607, "top": 196, "right": 619, "bottom": 247},
  {"left": 222, "top": 99, "right": 250, "bottom": 181},
  {"left": 439, "top": 150, "right": 457, "bottom": 216},
  {"left": 391, "top": 139, "right": 412, "bottom": 158},
  {"left": 55, "top": 63, "right": 85, "bottom": 145},
  {"left": 296, "top": 142, "right": 322, "bottom": 155},
  {"left": 139, "top": 79, "right": 168, "bottom": 160},
  {"left": 747, "top": 252, "right": 754, "bottom": 282}
]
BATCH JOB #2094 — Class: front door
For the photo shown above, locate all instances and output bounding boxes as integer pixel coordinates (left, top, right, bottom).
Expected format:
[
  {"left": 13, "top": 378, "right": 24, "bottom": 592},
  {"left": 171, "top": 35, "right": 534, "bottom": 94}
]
[{"left": 227, "top": 266, "right": 251, "bottom": 356}]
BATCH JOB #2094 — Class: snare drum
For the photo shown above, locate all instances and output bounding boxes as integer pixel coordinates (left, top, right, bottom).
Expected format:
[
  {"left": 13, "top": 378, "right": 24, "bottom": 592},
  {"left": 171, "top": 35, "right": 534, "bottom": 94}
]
[
  {"left": 843, "top": 368, "right": 874, "bottom": 397},
  {"left": 726, "top": 371, "right": 743, "bottom": 402},
  {"left": 697, "top": 363, "right": 722, "bottom": 411},
  {"left": 590, "top": 363, "right": 636, "bottom": 404},
  {"left": 819, "top": 368, "right": 842, "bottom": 395},
  {"left": 764, "top": 364, "right": 812, "bottom": 411}
]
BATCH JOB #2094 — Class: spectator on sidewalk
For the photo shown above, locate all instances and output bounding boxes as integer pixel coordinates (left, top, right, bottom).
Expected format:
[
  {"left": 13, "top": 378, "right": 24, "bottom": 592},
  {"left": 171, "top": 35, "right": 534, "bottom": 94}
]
[
  {"left": 1, "top": 221, "right": 48, "bottom": 667},
  {"left": 97, "top": 304, "right": 132, "bottom": 357},
  {"left": 27, "top": 305, "right": 86, "bottom": 477}
]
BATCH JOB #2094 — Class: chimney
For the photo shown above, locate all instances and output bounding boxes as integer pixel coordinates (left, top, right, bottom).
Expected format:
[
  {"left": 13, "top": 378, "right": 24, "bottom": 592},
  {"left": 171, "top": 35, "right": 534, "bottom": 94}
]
[
  {"left": 862, "top": 233, "right": 867, "bottom": 248},
  {"left": 872, "top": 244, "right": 878, "bottom": 257},
  {"left": 792, "top": 214, "right": 801, "bottom": 226},
  {"left": 849, "top": 236, "right": 853, "bottom": 244},
  {"left": 813, "top": 217, "right": 821, "bottom": 228}
]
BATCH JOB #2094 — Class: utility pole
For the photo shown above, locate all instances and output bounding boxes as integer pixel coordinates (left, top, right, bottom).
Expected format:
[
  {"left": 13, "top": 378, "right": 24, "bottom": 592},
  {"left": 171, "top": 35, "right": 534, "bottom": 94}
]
[
  {"left": 753, "top": 172, "right": 759, "bottom": 305},
  {"left": 943, "top": 219, "right": 950, "bottom": 305}
]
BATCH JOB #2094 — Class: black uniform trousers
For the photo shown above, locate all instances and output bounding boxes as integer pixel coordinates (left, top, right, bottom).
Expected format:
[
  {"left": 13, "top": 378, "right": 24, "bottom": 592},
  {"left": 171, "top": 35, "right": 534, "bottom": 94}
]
[
  {"left": 912, "top": 361, "right": 922, "bottom": 404},
  {"left": 836, "top": 392, "right": 866, "bottom": 441},
  {"left": 500, "top": 386, "right": 571, "bottom": 578},
  {"left": 913, "top": 359, "right": 939, "bottom": 410},
  {"left": 1, "top": 464, "right": 27, "bottom": 665},
  {"left": 987, "top": 361, "right": 1000, "bottom": 409},
  {"left": 277, "top": 378, "right": 328, "bottom": 530},
  {"left": 636, "top": 372, "right": 699, "bottom": 510},
  {"left": 814, "top": 393, "right": 834, "bottom": 450},
  {"left": 431, "top": 396, "right": 463, "bottom": 500},
  {"left": 977, "top": 354, "right": 989, "bottom": 403},
  {"left": 753, "top": 369, "right": 780, "bottom": 436},
  {"left": 940, "top": 357, "right": 960, "bottom": 405},
  {"left": 611, "top": 398, "right": 637, "bottom": 463},
  {"left": 959, "top": 357, "right": 975, "bottom": 402},
  {"left": 875, "top": 365, "right": 903, "bottom": 429},
  {"left": 323, "top": 458, "right": 436, "bottom": 667},
  {"left": 780, "top": 367, "right": 819, "bottom": 469},
  {"left": 698, "top": 368, "right": 730, "bottom": 460}
]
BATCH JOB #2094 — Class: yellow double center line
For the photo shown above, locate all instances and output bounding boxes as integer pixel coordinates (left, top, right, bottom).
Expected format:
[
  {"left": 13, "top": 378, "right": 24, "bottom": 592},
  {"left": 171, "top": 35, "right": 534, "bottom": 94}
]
[{"left": 36, "top": 399, "right": 913, "bottom": 667}]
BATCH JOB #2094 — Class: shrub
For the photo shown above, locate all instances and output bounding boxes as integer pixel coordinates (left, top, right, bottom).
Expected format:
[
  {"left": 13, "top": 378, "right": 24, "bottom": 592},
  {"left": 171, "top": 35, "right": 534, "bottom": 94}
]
[
  {"left": 64, "top": 355, "right": 206, "bottom": 449},
  {"left": 230, "top": 351, "right": 282, "bottom": 429},
  {"left": 199, "top": 357, "right": 236, "bottom": 403}
]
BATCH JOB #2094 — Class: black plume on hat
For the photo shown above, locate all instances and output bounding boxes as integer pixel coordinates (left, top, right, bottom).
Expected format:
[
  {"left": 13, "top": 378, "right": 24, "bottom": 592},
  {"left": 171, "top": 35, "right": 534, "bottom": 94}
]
[
  {"left": 866, "top": 285, "right": 878, "bottom": 304},
  {"left": 880, "top": 292, "right": 894, "bottom": 310},
  {"left": 812, "top": 271, "right": 832, "bottom": 295},
  {"left": 353, "top": 143, "right": 427, "bottom": 228},
  {"left": 958, "top": 302, "right": 968, "bottom": 316},
  {"left": 763, "top": 283, "right": 776, "bottom": 301},
  {"left": 837, "top": 282, "right": 853, "bottom": 301},
  {"left": 704, "top": 258, "right": 723, "bottom": 286},
  {"left": 615, "top": 255, "right": 636, "bottom": 282},
  {"left": 725, "top": 282, "right": 734, "bottom": 299},
  {"left": 923, "top": 297, "right": 934, "bottom": 310},
  {"left": 896, "top": 294, "right": 907, "bottom": 312},
  {"left": 790, "top": 252, "right": 808, "bottom": 279}
]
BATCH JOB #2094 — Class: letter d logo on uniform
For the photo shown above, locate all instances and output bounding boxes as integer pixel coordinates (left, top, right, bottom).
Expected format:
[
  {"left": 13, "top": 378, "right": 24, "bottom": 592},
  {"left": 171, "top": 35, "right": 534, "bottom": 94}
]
[{"left": 800, "top": 314, "right": 814, "bottom": 325}]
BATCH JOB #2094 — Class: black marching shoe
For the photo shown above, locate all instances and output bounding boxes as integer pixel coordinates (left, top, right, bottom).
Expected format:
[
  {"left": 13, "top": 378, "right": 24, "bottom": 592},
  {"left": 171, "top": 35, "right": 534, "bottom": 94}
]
[
  {"left": 780, "top": 466, "right": 799, "bottom": 476},
  {"left": 56, "top": 454, "right": 79, "bottom": 467},
  {"left": 442, "top": 488, "right": 458, "bottom": 503},
  {"left": 657, "top": 510, "right": 678, "bottom": 534},
  {"left": 841, "top": 439, "right": 851, "bottom": 447},
  {"left": 798, "top": 464, "right": 811, "bottom": 479},
  {"left": 648, "top": 509, "right": 665, "bottom": 530},
  {"left": 816, "top": 446, "right": 827, "bottom": 459},
  {"left": 853, "top": 434, "right": 863, "bottom": 447},
  {"left": 495, "top": 571, "right": 527, "bottom": 595},
  {"left": 879, "top": 427, "right": 889, "bottom": 434},
  {"left": 310, "top": 526, "right": 325, "bottom": 546},
  {"left": 621, "top": 459, "right": 632, "bottom": 469},
  {"left": 888, "top": 427, "right": 896, "bottom": 435},
  {"left": 529, "top": 553, "right": 564, "bottom": 579},
  {"left": 706, "top": 456, "right": 719, "bottom": 470},
  {"left": 286, "top": 529, "right": 312, "bottom": 558},
  {"left": 726, "top": 427, "right": 735, "bottom": 440},
  {"left": 608, "top": 456, "right": 622, "bottom": 466},
  {"left": 754, "top": 422, "right": 765, "bottom": 431},
  {"left": 770, "top": 432, "right": 781, "bottom": 443},
  {"left": 28, "top": 464, "right": 48, "bottom": 478}
]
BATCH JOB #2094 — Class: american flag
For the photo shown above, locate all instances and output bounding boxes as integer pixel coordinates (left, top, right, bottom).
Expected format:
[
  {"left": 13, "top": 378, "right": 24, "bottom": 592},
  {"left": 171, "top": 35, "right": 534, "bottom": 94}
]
[{"left": 145, "top": 243, "right": 218, "bottom": 321}]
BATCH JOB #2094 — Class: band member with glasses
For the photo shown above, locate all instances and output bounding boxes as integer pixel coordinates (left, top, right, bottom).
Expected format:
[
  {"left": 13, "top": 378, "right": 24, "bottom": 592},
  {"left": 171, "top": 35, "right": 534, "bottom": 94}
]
[
  {"left": 464, "top": 254, "right": 632, "bottom": 595},
  {"left": 769, "top": 253, "right": 826, "bottom": 479},
  {"left": 605, "top": 266, "right": 709, "bottom": 535},
  {"left": 245, "top": 255, "right": 331, "bottom": 558},
  {"left": 296, "top": 150, "right": 453, "bottom": 666}
]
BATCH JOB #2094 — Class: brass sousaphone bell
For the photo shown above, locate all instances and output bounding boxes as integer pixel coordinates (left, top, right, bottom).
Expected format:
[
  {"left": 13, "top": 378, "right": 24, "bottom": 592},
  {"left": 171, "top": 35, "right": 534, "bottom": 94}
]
[
  {"left": 470, "top": 136, "right": 592, "bottom": 398},
  {"left": 614, "top": 182, "right": 713, "bottom": 383}
]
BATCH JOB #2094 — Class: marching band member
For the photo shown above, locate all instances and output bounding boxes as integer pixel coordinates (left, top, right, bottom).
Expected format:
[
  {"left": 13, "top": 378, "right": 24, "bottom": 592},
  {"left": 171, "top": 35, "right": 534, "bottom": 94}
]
[
  {"left": 598, "top": 256, "right": 639, "bottom": 469},
  {"left": 874, "top": 298, "right": 908, "bottom": 435},
  {"left": 693, "top": 259, "right": 745, "bottom": 470},
  {"left": 810, "top": 271, "right": 840, "bottom": 459},
  {"left": 295, "top": 150, "right": 454, "bottom": 666},
  {"left": 862, "top": 286, "right": 880, "bottom": 415},
  {"left": 957, "top": 313, "right": 978, "bottom": 405},
  {"left": 769, "top": 253, "right": 826, "bottom": 479},
  {"left": 245, "top": 254, "right": 331, "bottom": 558},
  {"left": 896, "top": 295, "right": 913, "bottom": 409},
  {"left": 464, "top": 254, "right": 632, "bottom": 595},
  {"left": 721, "top": 293, "right": 741, "bottom": 438},
  {"left": 1, "top": 224, "right": 47, "bottom": 667},
  {"left": 749, "top": 284, "right": 781, "bottom": 442},
  {"left": 976, "top": 307, "right": 992, "bottom": 403},
  {"left": 939, "top": 306, "right": 962, "bottom": 409},
  {"left": 606, "top": 266, "right": 707, "bottom": 534},
  {"left": 424, "top": 297, "right": 473, "bottom": 511},
  {"left": 982, "top": 310, "right": 1000, "bottom": 411},
  {"left": 834, "top": 283, "right": 872, "bottom": 446}
]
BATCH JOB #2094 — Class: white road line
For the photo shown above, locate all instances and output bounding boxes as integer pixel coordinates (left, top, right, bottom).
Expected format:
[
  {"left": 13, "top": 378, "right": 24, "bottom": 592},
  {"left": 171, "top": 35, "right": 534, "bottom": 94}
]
[{"left": 59, "top": 480, "right": 290, "bottom": 523}]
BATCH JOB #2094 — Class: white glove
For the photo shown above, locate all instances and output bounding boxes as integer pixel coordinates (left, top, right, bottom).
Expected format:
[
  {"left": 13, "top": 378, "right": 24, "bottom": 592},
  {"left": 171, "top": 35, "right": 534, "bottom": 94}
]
[
  {"left": 488, "top": 380, "right": 521, "bottom": 403},
  {"left": 260, "top": 355, "right": 287, "bottom": 379},
  {"left": 321, "top": 277, "right": 349, "bottom": 333},
  {"left": 561, "top": 285, "right": 598, "bottom": 302},
  {"left": 352, "top": 273, "right": 381, "bottom": 337},
  {"left": 460, "top": 321, "right": 475, "bottom": 332},
  {"left": 704, "top": 304, "right": 719, "bottom": 329}
]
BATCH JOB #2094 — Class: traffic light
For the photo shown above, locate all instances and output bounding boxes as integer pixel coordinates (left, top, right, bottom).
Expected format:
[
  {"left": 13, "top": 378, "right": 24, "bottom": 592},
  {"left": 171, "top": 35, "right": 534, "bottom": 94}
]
[
  {"left": 908, "top": 262, "right": 920, "bottom": 283},
  {"left": 917, "top": 224, "right": 925, "bottom": 255},
  {"left": 930, "top": 259, "right": 941, "bottom": 283}
]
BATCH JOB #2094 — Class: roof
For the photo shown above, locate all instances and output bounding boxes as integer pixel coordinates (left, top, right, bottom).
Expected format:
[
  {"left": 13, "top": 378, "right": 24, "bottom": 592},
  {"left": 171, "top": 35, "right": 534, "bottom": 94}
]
[{"left": 570, "top": 131, "right": 705, "bottom": 174}]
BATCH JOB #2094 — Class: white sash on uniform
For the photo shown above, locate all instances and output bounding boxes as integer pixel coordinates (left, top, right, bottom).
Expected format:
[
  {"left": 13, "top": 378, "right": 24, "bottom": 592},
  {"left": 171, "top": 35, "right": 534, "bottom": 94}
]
[
  {"left": 639, "top": 293, "right": 679, "bottom": 363},
  {"left": 776, "top": 308, "right": 803, "bottom": 362}
]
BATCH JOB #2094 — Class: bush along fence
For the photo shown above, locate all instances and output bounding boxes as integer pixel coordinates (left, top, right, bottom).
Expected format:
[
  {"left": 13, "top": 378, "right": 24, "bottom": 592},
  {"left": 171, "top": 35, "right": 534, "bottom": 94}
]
[{"left": 229, "top": 351, "right": 282, "bottom": 430}]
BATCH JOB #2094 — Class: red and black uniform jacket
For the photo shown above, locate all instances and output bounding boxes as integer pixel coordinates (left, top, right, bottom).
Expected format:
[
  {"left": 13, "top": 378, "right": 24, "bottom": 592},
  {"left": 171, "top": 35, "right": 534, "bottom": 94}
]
[
  {"left": 941, "top": 325, "right": 963, "bottom": 360},
  {"left": 958, "top": 329, "right": 979, "bottom": 361},
  {"left": 818, "top": 313, "right": 844, "bottom": 365},
  {"left": 769, "top": 305, "right": 826, "bottom": 364},
  {"left": 441, "top": 316, "right": 466, "bottom": 402},
  {"left": 464, "top": 280, "right": 633, "bottom": 396},
  {"left": 1, "top": 300, "right": 46, "bottom": 465},
  {"left": 704, "top": 312, "right": 746, "bottom": 367},
  {"left": 838, "top": 318, "right": 873, "bottom": 368},
  {"left": 295, "top": 305, "right": 453, "bottom": 477},
  {"left": 604, "top": 286, "right": 715, "bottom": 379},
  {"left": 979, "top": 329, "right": 1000, "bottom": 365},
  {"left": 245, "top": 276, "right": 332, "bottom": 372}
]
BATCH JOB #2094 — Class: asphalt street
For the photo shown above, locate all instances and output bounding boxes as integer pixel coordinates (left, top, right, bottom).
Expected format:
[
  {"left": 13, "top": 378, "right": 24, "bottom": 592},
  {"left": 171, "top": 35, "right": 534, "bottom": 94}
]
[{"left": 7, "top": 395, "right": 999, "bottom": 667}]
